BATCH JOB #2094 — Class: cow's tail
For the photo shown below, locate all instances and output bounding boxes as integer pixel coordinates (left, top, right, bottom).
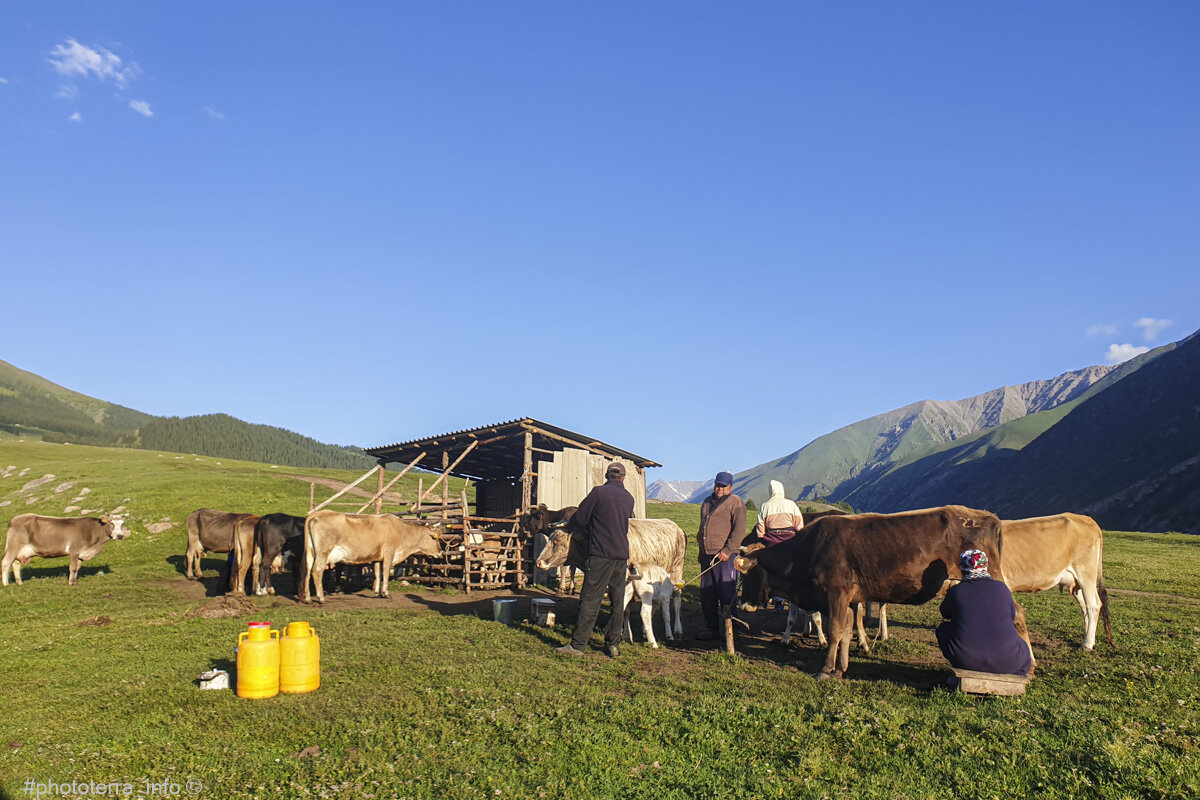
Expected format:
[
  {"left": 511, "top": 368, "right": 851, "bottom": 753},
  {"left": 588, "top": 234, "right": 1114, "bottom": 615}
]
[{"left": 1097, "top": 537, "right": 1114, "bottom": 647}]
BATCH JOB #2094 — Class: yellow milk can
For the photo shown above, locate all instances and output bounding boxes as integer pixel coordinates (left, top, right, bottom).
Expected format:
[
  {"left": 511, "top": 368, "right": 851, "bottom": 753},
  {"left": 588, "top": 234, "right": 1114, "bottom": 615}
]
[
  {"left": 280, "top": 620, "right": 320, "bottom": 694},
  {"left": 236, "top": 621, "right": 280, "bottom": 699}
]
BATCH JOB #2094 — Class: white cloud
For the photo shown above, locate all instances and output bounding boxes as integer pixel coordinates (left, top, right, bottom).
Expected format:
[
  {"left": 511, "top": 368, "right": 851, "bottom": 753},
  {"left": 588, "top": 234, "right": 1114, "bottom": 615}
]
[
  {"left": 203, "top": 106, "right": 225, "bottom": 120},
  {"left": 1105, "top": 343, "right": 1150, "bottom": 364},
  {"left": 69, "top": 112, "right": 82, "bottom": 123},
  {"left": 129, "top": 99, "right": 153, "bottom": 117},
  {"left": 0, "top": 77, "right": 9, "bottom": 85},
  {"left": 1086, "top": 324, "right": 1117, "bottom": 337},
  {"left": 47, "top": 39, "right": 137, "bottom": 87},
  {"left": 56, "top": 84, "right": 79, "bottom": 100},
  {"left": 1134, "top": 317, "right": 1172, "bottom": 342}
]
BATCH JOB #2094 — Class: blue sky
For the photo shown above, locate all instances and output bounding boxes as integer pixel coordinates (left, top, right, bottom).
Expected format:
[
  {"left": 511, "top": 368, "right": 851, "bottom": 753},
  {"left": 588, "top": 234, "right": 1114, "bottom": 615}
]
[{"left": 2, "top": 3, "right": 1197, "bottom": 483}]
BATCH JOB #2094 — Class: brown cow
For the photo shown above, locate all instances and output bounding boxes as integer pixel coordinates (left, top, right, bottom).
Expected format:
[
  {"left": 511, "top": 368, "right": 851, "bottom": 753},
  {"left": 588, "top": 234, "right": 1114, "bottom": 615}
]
[
  {"left": 300, "top": 511, "right": 445, "bottom": 603},
  {"left": 872, "top": 512, "right": 1114, "bottom": 650},
  {"left": 184, "top": 508, "right": 260, "bottom": 594},
  {"left": 736, "top": 505, "right": 1028, "bottom": 679},
  {"left": 1000, "top": 513, "right": 1113, "bottom": 649},
  {"left": 3, "top": 514, "right": 130, "bottom": 585}
]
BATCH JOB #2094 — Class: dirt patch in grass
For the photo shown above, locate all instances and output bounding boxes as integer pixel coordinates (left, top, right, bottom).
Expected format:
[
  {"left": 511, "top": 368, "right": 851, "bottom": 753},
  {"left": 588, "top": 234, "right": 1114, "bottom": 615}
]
[
  {"left": 184, "top": 594, "right": 261, "bottom": 619},
  {"left": 78, "top": 615, "right": 114, "bottom": 627}
]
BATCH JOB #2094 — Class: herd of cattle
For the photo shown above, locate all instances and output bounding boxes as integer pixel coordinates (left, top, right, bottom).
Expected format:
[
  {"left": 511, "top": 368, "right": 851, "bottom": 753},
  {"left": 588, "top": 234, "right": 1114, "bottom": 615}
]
[
  {"left": 1, "top": 502, "right": 1113, "bottom": 678},
  {"left": 532, "top": 504, "right": 1113, "bottom": 678}
]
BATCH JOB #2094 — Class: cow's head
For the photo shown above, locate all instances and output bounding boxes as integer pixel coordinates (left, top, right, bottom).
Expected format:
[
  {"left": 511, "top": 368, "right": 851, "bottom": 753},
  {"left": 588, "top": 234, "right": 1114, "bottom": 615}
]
[
  {"left": 732, "top": 554, "right": 757, "bottom": 575},
  {"left": 415, "top": 526, "right": 444, "bottom": 558},
  {"left": 534, "top": 529, "right": 572, "bottom": 571},
  {"left": 102, "top": 516, "right": 130, "bottom": 540},
  {"left": 519, "top": 504, "right": 551, "bottom": 535}
]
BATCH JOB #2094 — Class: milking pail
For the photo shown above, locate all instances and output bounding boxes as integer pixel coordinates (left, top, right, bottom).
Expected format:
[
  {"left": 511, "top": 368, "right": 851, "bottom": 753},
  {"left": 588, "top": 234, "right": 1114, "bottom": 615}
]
[
  {"left": 236, "top": 622, "right": 280, "bottom": 699},
  {"left": 280, "top": 621, "right": 320, "bottom": 694}
]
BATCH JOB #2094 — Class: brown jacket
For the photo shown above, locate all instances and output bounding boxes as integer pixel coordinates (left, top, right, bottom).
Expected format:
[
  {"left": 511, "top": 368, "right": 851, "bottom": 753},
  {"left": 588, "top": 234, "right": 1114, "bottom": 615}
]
[{"left": 698, "top": 492, "right": 747, "bottom": 556}]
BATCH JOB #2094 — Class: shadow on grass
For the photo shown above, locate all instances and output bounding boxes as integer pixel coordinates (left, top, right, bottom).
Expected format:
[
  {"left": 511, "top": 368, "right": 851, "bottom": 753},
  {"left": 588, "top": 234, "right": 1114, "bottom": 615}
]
[
  {"left": 165, "top": 554, "right": 234, "bottom": 597},
  {"left": 5, "top": 563, "right": 111, "bottom": 584}
]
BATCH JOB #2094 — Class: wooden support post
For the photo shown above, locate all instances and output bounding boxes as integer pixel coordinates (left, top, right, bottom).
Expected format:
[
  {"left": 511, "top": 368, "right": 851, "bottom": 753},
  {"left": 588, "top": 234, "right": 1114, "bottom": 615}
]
[
  {"left": 415, "top": 478, "right": 423, "bottom": 514},
  {"left": 441, "top": 451, "right": 449, "bottom": 522},
  {"left": 413, "top": 441, "right": 478, "bottom": 507},
  {"left": 522, "top": 430, "right": 533, "bottom": 511},
  {"left": 724, "top": 617, "right": 736, "bottom": 656},
  {"left": 309, "top": 481, "right": 315, "bottom": 512},
  {"left": 375, "top": 465, "right": 385, "bottom": 514}
]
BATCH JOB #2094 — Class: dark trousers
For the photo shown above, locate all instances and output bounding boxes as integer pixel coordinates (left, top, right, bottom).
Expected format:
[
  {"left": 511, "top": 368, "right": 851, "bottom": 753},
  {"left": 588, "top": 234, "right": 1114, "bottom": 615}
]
[
  {"left": 698, "top": 553, "right": 739, "bottom": 633},
  {"left": 570, "top": 556, "right": 628, "bottom": 651}
]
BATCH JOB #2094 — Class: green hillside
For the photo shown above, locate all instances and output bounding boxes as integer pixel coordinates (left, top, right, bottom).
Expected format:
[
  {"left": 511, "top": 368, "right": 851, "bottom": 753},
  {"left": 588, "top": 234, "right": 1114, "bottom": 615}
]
[
  {"left": 0, "top": 359, "right": 378, "bottom": 470},
  {"left": 0, "top": 359, "right": 152, "bottom": 445},
  {"left": 138, "top": 414, "right": 377, "bottom": 471}
]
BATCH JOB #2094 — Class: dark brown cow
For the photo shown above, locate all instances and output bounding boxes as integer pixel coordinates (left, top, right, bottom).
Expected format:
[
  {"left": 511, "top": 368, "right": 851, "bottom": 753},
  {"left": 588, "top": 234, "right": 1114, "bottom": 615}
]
[
  {"left": 252, "top": 513, "right": 306, "bottom": 596},
  {"left": 3, "top": 514, "right": 130, "bottom": 585},
  {"left": 184, "top": 508, "right": 260, "bottom": 594},
  {"left": 741, "top": 507, "right": 850, "bottom": 611},
  {"left": 300, "top": 511, "right": 445, "bottom": 603},
  {"left": 735, "top": 505, "right": 1027, "bottom": 679}
]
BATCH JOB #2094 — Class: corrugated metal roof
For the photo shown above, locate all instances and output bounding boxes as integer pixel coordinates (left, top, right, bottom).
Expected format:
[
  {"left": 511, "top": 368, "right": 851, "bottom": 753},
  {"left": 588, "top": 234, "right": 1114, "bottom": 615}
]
[{"left": 365, "top": 417, "right": 661, "bottom": 474}]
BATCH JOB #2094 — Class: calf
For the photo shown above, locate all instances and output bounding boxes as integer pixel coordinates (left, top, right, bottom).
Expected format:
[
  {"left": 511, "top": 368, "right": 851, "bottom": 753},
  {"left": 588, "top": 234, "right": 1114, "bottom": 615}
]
[
  {"left": 622, "top": 564, "right": 678, "bottom": 648},
  {"left": 3, "top": 514, "right": 130, "bottom": 586}
]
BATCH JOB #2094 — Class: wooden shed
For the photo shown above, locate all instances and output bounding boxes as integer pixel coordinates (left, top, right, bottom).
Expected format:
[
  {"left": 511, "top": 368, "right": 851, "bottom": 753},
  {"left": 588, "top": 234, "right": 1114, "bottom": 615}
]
[{"left": 359, "top": 417, "right": 660, "bottom": 591}]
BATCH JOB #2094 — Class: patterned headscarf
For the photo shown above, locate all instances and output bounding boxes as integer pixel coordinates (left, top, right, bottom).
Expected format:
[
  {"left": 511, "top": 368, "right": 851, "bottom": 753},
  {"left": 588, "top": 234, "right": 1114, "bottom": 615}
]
[{"left": 959, "top": 549, "right": 991, "bottom": 581}]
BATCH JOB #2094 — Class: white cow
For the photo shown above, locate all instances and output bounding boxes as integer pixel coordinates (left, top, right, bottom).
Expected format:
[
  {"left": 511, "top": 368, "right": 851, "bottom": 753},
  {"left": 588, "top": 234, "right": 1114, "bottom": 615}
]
[{"left": 622, "top": 564, "right": 681, "bottom": 647}]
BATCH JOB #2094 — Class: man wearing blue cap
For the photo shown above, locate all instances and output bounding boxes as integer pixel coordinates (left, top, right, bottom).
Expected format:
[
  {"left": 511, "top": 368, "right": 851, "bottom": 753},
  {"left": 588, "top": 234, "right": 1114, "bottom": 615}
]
[{"left": 696, "top": 471, "right": 747, "bottom": 640}]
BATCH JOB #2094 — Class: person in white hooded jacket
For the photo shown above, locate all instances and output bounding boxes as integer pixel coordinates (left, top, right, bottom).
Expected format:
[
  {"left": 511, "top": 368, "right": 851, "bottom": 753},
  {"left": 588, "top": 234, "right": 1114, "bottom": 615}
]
[{"left": 753, "top": 480, "right": 805, "bottom": 546}]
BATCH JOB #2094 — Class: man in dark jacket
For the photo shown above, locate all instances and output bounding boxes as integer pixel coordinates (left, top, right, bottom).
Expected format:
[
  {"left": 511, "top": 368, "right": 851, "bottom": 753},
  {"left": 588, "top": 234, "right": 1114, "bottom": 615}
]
[
  {"left": 936, "top": 549, "right": 1033, "bottom": 677},
  {"left": 555, "top": 462, "right": 635, "bottom": 658},
  {"left": 696, "top": 471, "right": 747, "bottom": 639}
]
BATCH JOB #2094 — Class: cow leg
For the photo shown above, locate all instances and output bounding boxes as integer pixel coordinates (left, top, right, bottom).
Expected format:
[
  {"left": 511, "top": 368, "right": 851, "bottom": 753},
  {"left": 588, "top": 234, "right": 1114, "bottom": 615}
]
[
  {"left": 256, "top": 551, "right": 273, "bottom": 597},
  {"left": 68, "top": 553, "right": 82, "bottom": 586},
  {"left": 642, "top": 596, "right": 658, "bottom": 648},
  {"left": 378, "top": 559, "right": 391, "bottom": 598},
  {"left": 817, "top": 601, "right": 854, "bottom": 679},
  {"left": 1, "top": 551, "right": 13, "bottom": 586},
  {"left": 1072, "top": 576, "right": 1102, "bottom": 650},
  {"left": 659, "top": 595, "right": 674, "bottom": 642},
  {"left": 311, "top": 558, "right": 327, "bottom": 604},
  {"left": 855, "top": 603, "right": 871, "bottom": 654},
  {"left": 252, "top": 547, "right": 265, "bottom": 596},
  {"left": 781, "top": 606, "right": 798, "bottom": 646},
  {"left": 185, "top": 543, "right": 202, "bottom": 580},
  {"left": 811, "top": 611, "right": 828, "bottom": 647},
  {"left": 1013, "top": 599, "right": 1036, "bottom": 668},
  {"left": 671, "top": 589, "right": 683, "bottom": 638}
]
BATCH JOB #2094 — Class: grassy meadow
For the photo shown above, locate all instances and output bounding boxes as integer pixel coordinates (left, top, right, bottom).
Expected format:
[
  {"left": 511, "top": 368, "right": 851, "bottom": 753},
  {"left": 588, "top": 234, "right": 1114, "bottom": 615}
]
[{"left": 0, "top": 439, "right": 1197, "bottom": 800}]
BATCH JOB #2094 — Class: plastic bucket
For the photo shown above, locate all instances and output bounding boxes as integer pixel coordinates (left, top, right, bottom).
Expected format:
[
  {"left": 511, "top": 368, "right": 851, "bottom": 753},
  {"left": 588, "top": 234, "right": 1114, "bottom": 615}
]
[{"left": 492, "top": 598, "right": 518, "bottom": 624}]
